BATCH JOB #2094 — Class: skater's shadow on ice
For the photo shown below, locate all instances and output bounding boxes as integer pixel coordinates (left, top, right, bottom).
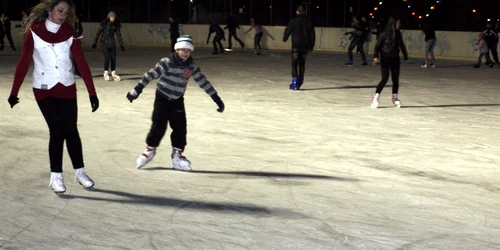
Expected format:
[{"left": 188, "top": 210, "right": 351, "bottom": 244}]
[
  {"left": 428, "top": 64, "right": 476, "bottom": 68},
  {"left": 300, "top": 85, "right": 385, "bottom": 91},
  {"left": 61, "top": 188, "right": 296, "bottom": 216},
  {"left": 142, "top": 168, "right": 359, "bottom": 181},
  {"left": 402, "top": 103, "right": 500, "bottom": 108}
]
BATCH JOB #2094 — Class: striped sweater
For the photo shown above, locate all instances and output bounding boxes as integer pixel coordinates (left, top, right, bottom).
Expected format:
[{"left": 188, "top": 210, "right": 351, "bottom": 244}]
[{"left": 138, "top": 54, "right": 217, "bottom": 100}]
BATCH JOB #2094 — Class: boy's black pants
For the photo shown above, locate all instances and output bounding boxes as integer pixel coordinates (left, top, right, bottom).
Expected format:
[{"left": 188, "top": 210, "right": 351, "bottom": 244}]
[{"left": 146, "top": 91, "right": 187, "bottom": 150}]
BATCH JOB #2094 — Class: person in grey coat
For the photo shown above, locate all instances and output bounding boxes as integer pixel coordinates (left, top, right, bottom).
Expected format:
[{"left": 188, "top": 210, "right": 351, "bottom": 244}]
[{"left": 92, "top": 11, "right": 125, "bottom": 81}]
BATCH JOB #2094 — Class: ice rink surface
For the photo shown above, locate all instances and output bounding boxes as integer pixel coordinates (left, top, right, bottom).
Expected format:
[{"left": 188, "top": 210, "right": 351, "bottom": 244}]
[{"left": 1, "top": 47, "right": 499, "bottom": 249}]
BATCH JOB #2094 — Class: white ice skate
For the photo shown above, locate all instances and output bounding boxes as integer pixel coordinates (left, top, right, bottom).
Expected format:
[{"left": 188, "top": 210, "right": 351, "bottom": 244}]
[
  {"left": 49, "top": 172, "right": 66, "bottom": 194},
  {"left": 392, "top": 94, "right": 401, "bottom": 108},
  {"left": 112, "top": 71, "right": 121, "bottom": 81},
  {"left": 172, "top": 147, "right": 191, "bottom": 171},
  {"left": 136, "top": 146, "right": 155, "bottom": 169},
  {"left": 75, "top": 168, "right": 95, "bottom": 189},
  {"left": 104, "top": 70, "right": 110, "bottom": 81},
  {"left": 371, "top": 93, "right": 380, "bottom": 108}
]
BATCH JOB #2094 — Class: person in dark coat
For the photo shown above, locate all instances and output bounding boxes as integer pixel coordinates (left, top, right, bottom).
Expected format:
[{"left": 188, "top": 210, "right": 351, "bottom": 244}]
[
  {"left": 224, "top": 16, "right": 244, "bottom": 50},
  {"left": 421, "top": 19, "right": 436, "bottom": 68},
  {"left": 0, "top": 12, "right": 16, "bottom": 51},
  {"left": 283, "top": 5, "right": 315, "bottom": 90},
  {"left": 169, "top": 16, "right": 180, "bottom": 53},
  {"left": 345, "top": 16, "right": 366, "bottom": 66},
  {"left": 92, "top": 11, "right": 125, "bottom": 81},
  {"left": 371, "top": 16, "right": 408, "bottom": 108},
  {"left": 73, "top": 16, "right": 83, "bottom": 76},
  {"left": 482, "top": 20, "right": 499, "bottom": 67},
  {"left": 206, "top": 22, "right": 225, "bottom": 55}
]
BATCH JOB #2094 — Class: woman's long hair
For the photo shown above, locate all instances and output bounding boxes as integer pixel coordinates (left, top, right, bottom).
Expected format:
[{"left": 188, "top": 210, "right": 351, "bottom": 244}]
[
  {"left": 23, "top": 0, "right": 76, "bottom": 33},
  {"left": 384, "top": 16, "right": 400, "bottom": 42}
]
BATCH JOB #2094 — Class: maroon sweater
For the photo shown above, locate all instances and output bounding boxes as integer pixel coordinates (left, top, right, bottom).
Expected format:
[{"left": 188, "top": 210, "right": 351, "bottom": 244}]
[{"left": 10, "top": 21, "right": 96, "bottom": 100}]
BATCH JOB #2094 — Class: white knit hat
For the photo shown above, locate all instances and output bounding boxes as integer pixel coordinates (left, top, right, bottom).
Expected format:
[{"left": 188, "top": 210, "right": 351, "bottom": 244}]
[{"left": 174, "top": 35, "right": 195, "bottom": 51}]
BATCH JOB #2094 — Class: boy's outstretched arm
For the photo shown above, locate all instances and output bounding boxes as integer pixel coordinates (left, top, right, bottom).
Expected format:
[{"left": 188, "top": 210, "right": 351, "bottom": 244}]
[
  {"left": 191, "top": 64, "right": 224, "bottom": 112},
  {"left": 127, "top": 58, "right": 167, "bottom": 103}
]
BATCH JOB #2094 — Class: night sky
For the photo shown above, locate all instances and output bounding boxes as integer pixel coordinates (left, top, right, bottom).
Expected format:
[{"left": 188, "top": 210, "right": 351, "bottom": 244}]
[{"left": 0, "top": 0, "right": 497, "bottom": 31}]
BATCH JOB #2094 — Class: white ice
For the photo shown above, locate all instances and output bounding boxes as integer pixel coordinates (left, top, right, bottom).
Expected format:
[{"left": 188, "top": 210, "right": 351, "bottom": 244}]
[{"left": 1, "top": 47, "right": 499, "bottom": 249}]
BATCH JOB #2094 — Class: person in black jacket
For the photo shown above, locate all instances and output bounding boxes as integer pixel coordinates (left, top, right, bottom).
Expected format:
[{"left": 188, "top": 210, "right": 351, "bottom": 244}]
[
  {"left": 169, "top": 16, "right": 180, "bottom": 53},
  {"left": 421, "top": 19, "right": 436, "bottom": 68},
  {"left": 371, "top": 16, "right": 408, "bottom": 108},
  {"left": 345, "top": 16, "right": 366, "bottom": 66},
  {"left": 92, "top": 11, "right": 125, "bottom": 81},
  {"left": 482, "top": 21, "right": 499, "bottom": 67},
  {"left": 283, "top": 5, "right": 315, "bottom": 90},
  {"left": 0, "top": 12, "right": 16, "bottom": 51},
  {"left": 224, "top": 16, "right": 244, "bottom": 50},
  {"left": 207, "top": 22, "right": 225, "bottom": 55}
]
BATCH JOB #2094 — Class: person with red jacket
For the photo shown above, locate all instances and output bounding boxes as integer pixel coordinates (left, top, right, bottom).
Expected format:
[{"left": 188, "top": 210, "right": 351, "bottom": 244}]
[{"left": 8, "top": 0, "right": 99, "bottom": 194}]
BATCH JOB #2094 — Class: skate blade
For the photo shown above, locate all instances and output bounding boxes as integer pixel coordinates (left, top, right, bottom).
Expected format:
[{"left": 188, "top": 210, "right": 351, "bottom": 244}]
[
  {"left": 79, "top": 184, "right": 95, "bottom": 189},
  {"left": 172, "top": 166, "right": 192, "bottom": 171},
  {"left": 136, "top": 161, "right": 150, "bottom": 169},
  {"left": 53, "top": 190, "right": 66, "bottom": 194}
]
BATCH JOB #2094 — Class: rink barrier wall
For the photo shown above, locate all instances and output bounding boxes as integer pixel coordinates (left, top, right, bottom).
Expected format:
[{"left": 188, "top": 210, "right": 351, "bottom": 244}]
[{"left": 8, "top": 21, "right": 482, "bottom": 61}]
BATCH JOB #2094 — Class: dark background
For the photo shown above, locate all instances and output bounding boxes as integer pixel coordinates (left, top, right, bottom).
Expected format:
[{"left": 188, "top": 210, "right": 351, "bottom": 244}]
[{"left": 0, "top": 0, "right": 498, "bottom": 31}]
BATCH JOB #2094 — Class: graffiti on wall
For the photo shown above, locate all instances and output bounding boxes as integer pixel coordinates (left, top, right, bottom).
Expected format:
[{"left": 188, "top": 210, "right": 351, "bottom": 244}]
[
  {"left": 338, "top": 28, "right": 350, "bottom": 49},
  {"left": 148, "top": 24, "right": 184, "bottom": 39},
  {"left": 402, "top": 30, "right": 424, "bottom": 53},
  {"left": 434, "top": 32, "right": 451, "bottom": 56},
  {"left": 469, "top": 32, "right": 480, "bottom": 54}
]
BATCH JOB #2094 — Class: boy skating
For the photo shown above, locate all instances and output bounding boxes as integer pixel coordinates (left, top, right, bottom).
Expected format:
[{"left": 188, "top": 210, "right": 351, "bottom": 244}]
[{"left": 126, "top": 36, "right": 225, "bottom": 171}]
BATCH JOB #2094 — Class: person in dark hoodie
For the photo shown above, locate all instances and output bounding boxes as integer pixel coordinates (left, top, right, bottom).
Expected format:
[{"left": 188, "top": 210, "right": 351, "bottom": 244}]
[
  {"left": 421, "top": 18, "right": 437, "bottom": 68},
  {"left": 169, "top": 16, "right": 180, "bottom": 53},
  {"left": 224, "top": 15, "right": 244, "bottom": 51},
  {"left": 345, "top": 16, "right": 366, "bottom": 66},
  {"left": 206, "top": 21, "right": 225, "bottom": 55},
  {"left": 0, "top": 12, "right": 16, "bottom": 51},
  {"left": 371, "top": 16, "right": 408, "bottom": 108},
  {"left": 283, "top": 5, "right": 315, "bottom": 90},
  {"left": 482, "top": 20, "right": 499, "bottom": 67},
  {"left": 72, "top": 16, "right": 83, "bottom": 76},
  {"left": 92, "top": 11, "right": 125, "bottom": 81}
]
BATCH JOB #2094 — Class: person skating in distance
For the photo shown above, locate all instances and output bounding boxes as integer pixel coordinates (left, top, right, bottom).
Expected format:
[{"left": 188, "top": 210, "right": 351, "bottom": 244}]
[{"left": 371, "top": 16, "right": 408, "bottom": 108}]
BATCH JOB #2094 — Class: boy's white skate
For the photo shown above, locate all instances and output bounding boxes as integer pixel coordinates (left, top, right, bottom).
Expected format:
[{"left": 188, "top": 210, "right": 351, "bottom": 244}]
[
  {"left": 112, "top": 70, "right": 121, "bottom": 81},
  {"left": 104, "top": 70, "right": 110, "bottom": 81},
  {"left": 371, "top": 93, "right": 380, "bottom": 108},
  {"left": 172, "top": 147, "right": 191, "bottom": 171},
  {"left": 136, "top": 146, "right": 155, "bottom": 169},
  {"left": 75, "top": 168, "right": 95, "bottom": 189},
  {"left": 49, "top": 172, "right": 66, "bottom": 194},
  {"left": 392, "top": 94, "right": 401, "bottom": 108}
]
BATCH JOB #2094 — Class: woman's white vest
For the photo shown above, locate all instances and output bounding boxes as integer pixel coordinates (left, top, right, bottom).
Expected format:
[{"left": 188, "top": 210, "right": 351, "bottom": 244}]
[{"left": 31, "top": 30, "right": 75, "bottom": 90}]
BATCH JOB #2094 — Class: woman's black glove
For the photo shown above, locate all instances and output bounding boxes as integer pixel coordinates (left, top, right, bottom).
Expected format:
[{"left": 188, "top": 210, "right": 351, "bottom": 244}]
[{"left": 90, "top": 95, "right": 99, "bottom": 112}]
